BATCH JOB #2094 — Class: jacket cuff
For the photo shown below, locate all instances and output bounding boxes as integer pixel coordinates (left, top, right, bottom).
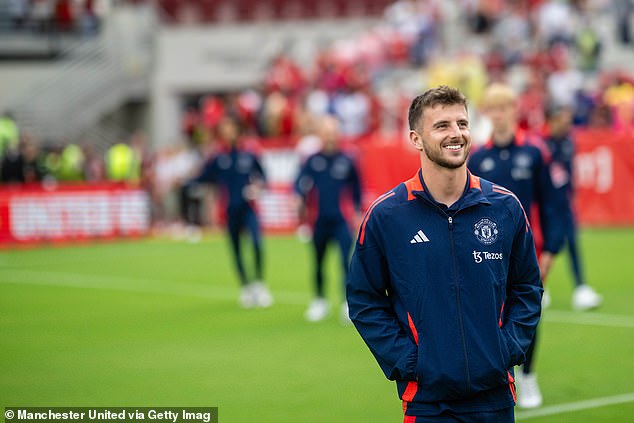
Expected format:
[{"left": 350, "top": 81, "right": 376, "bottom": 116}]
[
  {"left": 504, "top": 332, "right": 526, "bottom": 368},
  {"left": 393, "top": 348, "right": 418, "bottom": 381}
]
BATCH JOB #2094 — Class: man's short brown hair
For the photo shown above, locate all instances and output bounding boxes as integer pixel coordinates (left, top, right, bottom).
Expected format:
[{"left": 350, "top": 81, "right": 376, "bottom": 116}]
[{"left": 408, "top": 85, "right": 468, "bottom": 131}]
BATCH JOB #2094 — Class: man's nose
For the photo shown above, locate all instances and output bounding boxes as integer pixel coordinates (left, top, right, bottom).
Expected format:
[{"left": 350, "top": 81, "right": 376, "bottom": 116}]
[{"left": 448, "top": 122, "right": 462, "bottom": 138}]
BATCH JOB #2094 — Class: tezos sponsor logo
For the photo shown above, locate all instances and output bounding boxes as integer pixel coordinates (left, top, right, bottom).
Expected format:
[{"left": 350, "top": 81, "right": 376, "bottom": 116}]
[{"left": 473, "top": 250, "right": 503, "bottom": 263}]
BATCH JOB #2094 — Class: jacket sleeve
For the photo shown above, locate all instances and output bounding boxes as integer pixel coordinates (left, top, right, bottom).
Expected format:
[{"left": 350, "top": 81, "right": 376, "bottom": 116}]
[
  {"left": 502, "top": 206, "right": 544, "bottom": 367},
  {"left": 347, "top": 159, "right": 362, "bottom": 213},
  {"left": 293, "top": 160, "right": 313, "bottom": 200},
  {"left": 534, "top": 147, "right": 564, "bottom": 254},
  {"left": 251, "top": 154, "right": 267, "bottom": 184},
  {"left": 346, "top": 211, "right": 418, "bottom": 381},
  {"left": 191, "top": 154, "right": 219, "bottom": 184}
]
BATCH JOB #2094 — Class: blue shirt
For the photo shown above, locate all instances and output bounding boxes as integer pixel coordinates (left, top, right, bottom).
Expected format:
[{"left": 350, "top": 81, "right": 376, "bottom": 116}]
[
  {"left": 294, "top": 151, "right": 362, "bottom": 221},
  {"left": 467, "top": 132, "right": 561, "bottom": 253},
  {"left": 195, "top": 147, "right": 266, "bottom": 211},
  {"left": 545, "top": 133, "right": 575, "bottom": 213}
]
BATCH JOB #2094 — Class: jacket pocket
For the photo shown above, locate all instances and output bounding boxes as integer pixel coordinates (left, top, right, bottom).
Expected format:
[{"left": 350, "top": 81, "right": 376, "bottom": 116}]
[{"left": 466, "top": 277, "right": 511, "bottom": 393}]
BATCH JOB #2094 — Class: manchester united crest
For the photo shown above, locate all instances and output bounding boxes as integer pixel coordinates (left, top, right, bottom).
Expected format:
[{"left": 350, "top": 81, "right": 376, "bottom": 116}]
[{"left": 474, "top": 218, "right": 499, "bottom": 245}]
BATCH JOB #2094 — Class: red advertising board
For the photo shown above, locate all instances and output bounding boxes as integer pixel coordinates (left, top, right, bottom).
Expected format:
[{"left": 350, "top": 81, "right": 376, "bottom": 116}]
[
  {"left": 356, "top": 131, "right": 634, "bottom": 227},
  {"left": 0, "top": 183, "right": 150, "bottom": 245},
  {"left": 574, "top": 130, "right": 634, "bottom": 226}
]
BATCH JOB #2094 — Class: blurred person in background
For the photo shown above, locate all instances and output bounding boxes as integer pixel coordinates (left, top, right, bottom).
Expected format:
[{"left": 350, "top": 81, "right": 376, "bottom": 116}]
[
  {"left": 546, "top": 44, "right": 585, "bottom": 109},
  {"left": 331, "top": 81, "right": 371, "bottom": 139},
  {"left": 187, "top": 116, "right": 273, "bottom": 309},
  {"left": 347, "top": 85, "right": 542, "bottom": 422},
  {"left": 20, "top": 135, "right": 46, "bottom": 183},
  {"left": 81, "top": 143, "right": 105, "bottom": 182},
  {"left": 57, "top": 143, "right": 86, "bottom": 181},
  {"left": 468, "top": 83, "right": 561, "bottom": 409},
  {"left": 535, "top": 0, "right": 577, "bottom": 47},
  {"left": 1, "top": 140, "right": 25, "bottom": 183},
  {"left": 153, "top": 140, "right": 201, "bottom": 234},
  {"left": 30, "top": 0, "right": 54, "bottom": 32},
  {"left": 0, "top": 112, "right": 20, "bottom": 162},
  {"left": 0, "top": 135, "right": 45, "bottom": 183},
  {"left": 614, "top": 0, "right": 633, "bottom": 45},
  {"left": 54, "top": 0, "right": 75, "bottom": 32},
  {"left": 294, "top": 114, "right": 362, "bottom": 323},
  {"left": 105, "top": 138, "right": 141, "bottom": 184},
  {"left": 8, "top": 0, "right": 29, "bottom": 29},
  {"left": 543, "top": 105, "right": 602, "bottom": 309},
  {"left": 602, "top": 73, "right": 634, "bottom": 133}
]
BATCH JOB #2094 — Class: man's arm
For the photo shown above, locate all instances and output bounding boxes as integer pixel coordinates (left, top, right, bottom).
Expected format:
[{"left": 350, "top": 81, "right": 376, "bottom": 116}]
[
  {"left": 293, "top": 160, "right": 314, "bottom": 221},
  {"left": 347, "top": 211, "right": 418, "bottom": 381},
  {"left": 534, "top": 146, "right": 564, "bottom": 259},
  {"left": 244, "top": 154, "right": 267, "bottom": 201},
  {"left": 191, "top": 157, "right": 218, "bottom": 185},
  {"left": 348, "top": 159, "right": 363, "bottom": 213},
  {"left": 502, "top": 205, "right": 544, "bottom": 367},
  {"left": 347, "top": 159, "right": 364, "bottom": 230},
  {"left": 251, "top": 154, "right": 267, "bottom": 184}
]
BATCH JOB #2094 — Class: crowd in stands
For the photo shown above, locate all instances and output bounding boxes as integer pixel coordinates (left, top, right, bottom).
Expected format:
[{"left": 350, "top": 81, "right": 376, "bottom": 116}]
[
  {"left": 0, "top": 113, "right": 150, "bottom": 185},
  {"left": 4, "top": 0, "right": 118, "bottom": 35},
  {"left": 2, "top": 0, "right": 634, "bottom": 230},
  {"left": 180, "top": 0, "right": 634, "bottom": 152}
]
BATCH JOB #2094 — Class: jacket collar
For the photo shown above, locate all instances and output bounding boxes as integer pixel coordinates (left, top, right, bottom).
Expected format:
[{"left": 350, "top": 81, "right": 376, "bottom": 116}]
[{"left": 406, "top": 168, "right": 491, "bottom": 211}]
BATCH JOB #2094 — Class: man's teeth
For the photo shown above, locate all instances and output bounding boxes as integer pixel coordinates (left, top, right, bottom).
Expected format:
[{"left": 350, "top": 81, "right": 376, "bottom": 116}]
[{"left": 445, "top": 145, "right": 462, "bottom": 150}]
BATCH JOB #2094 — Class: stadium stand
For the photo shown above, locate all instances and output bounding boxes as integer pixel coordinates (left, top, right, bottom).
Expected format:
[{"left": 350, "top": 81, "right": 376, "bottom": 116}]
[{"left": 1, "top": 0, "right": 634, "bottom": 242}]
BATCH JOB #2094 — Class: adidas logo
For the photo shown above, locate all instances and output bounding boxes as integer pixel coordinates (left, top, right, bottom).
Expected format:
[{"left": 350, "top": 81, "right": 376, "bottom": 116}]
[{"left": 410, "top": 230, "right": 430, "bottom": 244}]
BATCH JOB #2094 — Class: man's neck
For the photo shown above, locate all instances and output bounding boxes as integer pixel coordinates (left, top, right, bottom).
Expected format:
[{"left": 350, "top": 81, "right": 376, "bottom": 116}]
[
  {"left": 492, "top": 129, "right": 515, "bottom": 147},
  {"left": 420, "top": 162, "right": 467, "bottom": 208}
]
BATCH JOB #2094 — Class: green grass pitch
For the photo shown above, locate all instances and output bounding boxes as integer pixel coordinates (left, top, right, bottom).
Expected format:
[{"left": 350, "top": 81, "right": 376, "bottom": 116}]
[{"left": 1, "top": 228, "right": 633, "bottom": 422}]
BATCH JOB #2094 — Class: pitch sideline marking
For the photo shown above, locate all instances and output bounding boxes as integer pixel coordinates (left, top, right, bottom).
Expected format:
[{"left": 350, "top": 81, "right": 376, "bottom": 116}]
[{"left": 515, "top": 392, "right": 634, "bottom": 420}]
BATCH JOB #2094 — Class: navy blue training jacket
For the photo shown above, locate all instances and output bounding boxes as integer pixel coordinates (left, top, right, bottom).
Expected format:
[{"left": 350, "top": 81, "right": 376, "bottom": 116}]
[
  {"left": 467, "top": 131, "right": 561, "bottom": 254},
  {"left": 194, "top": 147, "right": 266, "bottom": 211},
  {"left": 544, "top": 133, "right": 575, "bottom": 212},
  {"left": 294, "top": 151, "right": 362, "bottom": 220},
  {"left": 347, "top": 170, "right": 542, "bottom": 416}
]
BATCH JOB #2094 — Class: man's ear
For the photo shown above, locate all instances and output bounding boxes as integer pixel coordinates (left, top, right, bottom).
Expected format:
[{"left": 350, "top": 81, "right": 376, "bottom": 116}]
[{"left": 409, "top": 130, "right": 424, "bottom": 151}]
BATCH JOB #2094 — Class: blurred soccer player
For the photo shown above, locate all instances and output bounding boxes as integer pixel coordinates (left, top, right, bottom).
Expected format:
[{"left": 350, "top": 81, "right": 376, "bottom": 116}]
[
  {"left": 189, "top": 117, "right": 273, "bottom": 309},
  {"left": 294, "top": 115, "right": 362, "bottom": 323},
  {"left": 468, "top": 83, "right": 559, "bottom": 409},
  {"left": 544, "top": 105, "right": 602, "bottom": 310}
]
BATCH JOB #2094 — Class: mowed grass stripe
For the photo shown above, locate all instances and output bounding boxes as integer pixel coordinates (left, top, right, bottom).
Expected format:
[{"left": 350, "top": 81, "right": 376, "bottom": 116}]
[{"left": 0, "top": 269, "right": 308, "bottom": 305}]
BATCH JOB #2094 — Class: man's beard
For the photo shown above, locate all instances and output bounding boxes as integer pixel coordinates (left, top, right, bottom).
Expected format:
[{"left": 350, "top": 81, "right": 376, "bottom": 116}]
[{"left": 421, "top": 139, "right": 471, "bottom": 169}]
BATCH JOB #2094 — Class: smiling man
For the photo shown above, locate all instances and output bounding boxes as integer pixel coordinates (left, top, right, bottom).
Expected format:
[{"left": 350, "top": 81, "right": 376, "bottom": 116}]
[{"left": 347, "top": 86, "right": 543, "bottom": 422}]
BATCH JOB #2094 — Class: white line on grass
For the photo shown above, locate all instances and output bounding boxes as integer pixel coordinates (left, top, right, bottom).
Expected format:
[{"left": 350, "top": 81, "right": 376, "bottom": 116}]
[
  {"left": 515, "top": 392, "right": 634, "bottom": 420},
  {"left": 543, "top": 310, "right": 634, "bottom": 329},
  {"left": 0, "top": 269, "right": 308, "bottom": 305}
]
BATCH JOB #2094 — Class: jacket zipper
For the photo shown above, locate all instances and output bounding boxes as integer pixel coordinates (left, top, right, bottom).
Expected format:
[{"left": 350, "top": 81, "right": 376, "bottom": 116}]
[
  {"left": 447, "top": 214, "right": 472, "bottom": 394},
  {"left": 416, "top": 192, "right": 481, "bottom": 395}
]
